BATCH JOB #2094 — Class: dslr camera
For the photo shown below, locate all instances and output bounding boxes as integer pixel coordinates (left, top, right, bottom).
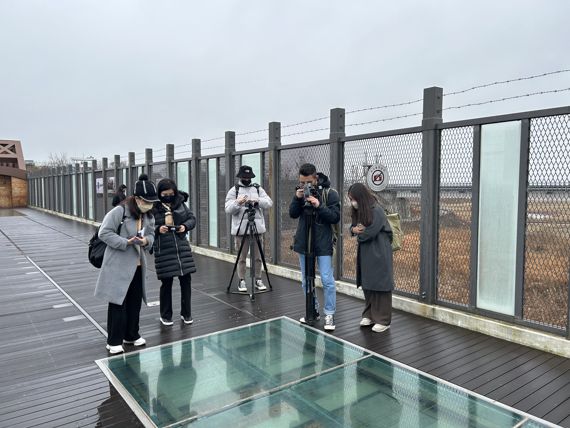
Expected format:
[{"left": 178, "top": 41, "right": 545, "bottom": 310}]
[{"left": 296, "top": 183, "right": 319, "bottom": 208}]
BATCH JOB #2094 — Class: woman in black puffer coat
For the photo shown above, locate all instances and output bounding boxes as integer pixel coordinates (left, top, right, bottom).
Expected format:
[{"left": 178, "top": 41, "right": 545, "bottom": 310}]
[{"left": 153, "top": 179, "right": 197, "bottom": 326}]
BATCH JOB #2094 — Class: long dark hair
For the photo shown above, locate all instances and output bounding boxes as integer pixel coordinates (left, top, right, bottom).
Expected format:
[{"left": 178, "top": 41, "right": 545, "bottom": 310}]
[
  {"left": 122, "top": 196, "right": 152, "bottom": 220},
  {"left": 348, "top": 183, "right": 377, "bottom": 227}
]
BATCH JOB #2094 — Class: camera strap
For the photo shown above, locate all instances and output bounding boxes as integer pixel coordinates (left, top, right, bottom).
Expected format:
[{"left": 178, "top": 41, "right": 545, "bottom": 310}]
[{"left": 235, "top": 183, "right": 260, "bottom": 199}]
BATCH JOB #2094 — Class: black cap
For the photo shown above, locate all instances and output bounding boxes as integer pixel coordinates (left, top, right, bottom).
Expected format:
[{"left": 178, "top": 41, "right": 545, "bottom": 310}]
[
  {"left": 237, "top": 165, "right": 255, "bottom": 179},
  {"left": 133, "top": 174, "right": 160, "bottom": 202}
]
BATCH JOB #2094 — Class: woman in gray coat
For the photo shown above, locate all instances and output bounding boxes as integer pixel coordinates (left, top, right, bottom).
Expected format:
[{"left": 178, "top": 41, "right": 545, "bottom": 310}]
[
  {"left": 348, "top": 183, "right": 394, "bottom": 333},
  {"left": 94, "top": 174, "right": 158, "bottom": 354}
]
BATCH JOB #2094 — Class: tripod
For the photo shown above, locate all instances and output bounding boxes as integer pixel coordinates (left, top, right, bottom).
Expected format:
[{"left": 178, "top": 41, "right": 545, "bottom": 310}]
[
  {"left": 227, "top": 207, "right": 272, "bottom": 300},
  {"left": 303, "top": 205, "right": 319, "bottom": 326}
]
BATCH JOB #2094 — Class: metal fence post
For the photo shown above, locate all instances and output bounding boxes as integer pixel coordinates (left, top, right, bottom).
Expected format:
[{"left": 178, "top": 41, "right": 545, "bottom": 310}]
[
  {"left": 51, "top": 167, "right": 56, "bottom": 211},
  {"left": 191, "top": 139, "right": 201, "bottom": 244},
  {"left": 66, "top": 164, "right": 73, "bottom": 215},
  {"left": 515, "top": 119, "right": 531, "bottom": 320},
  {"left": 113, "top": 155, "right": 120, "bottom": 188},
  {"left": 82, "top": 162, "right": 88, "bottom": 219},
  {"left": 329, "top": 108, "right": 345, "bottom": 279},
  {"left": 102, "top": 157, "right": 108, "bottom": 214},
  {"left": 166, "top": 144, "right": 175, "bottom": 179},
  {"left": 74, "top": 163, "right": 80, "bottom": 217},
  {"left": 128, "top": 152, "right": 135, "bottom": 193},
  {"left": 145, "top": 149, "right": 153, "bottom": 183},
  {"left": 268, "top": 121, "right": 281, "bottom": 263},
  {"left": 420, "top": 87, "right": 443, "bottom": 304},
  {"left": 225, "top": 132, "right": 236, "bottom": 252},
  {"left": 91, "top": 160, "right": 97, "bottom": 220}
]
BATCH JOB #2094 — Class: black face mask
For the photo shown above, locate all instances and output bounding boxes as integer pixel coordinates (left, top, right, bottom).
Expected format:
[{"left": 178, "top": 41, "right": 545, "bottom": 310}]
[
  {"left": 241, "top": 179, "right": 252, "bottom": 186},
  {"left": 160, "top": 195, "right": 176, "bottom": 204}
]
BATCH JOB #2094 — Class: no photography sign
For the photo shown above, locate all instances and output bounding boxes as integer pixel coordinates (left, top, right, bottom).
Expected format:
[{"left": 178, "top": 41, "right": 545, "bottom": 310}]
[{"left": 366, "top": 163, "right": 389, "bottom": 192}]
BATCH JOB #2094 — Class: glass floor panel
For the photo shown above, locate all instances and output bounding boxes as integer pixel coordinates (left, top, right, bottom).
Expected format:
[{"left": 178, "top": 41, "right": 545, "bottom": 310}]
[{"left": 96, "top": 317, "right": 553, "bottom": 428}]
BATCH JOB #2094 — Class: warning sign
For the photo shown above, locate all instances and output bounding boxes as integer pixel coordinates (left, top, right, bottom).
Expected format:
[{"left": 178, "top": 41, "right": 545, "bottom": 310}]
[{"left": 366, "top": 163, "right": 389, "bottom": 192}]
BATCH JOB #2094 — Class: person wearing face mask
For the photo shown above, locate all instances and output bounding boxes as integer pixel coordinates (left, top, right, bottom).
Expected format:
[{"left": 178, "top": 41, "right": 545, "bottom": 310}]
[
  {"left": 348, "top": 182, "right": 394, "bottom": 333},
  {"left": 94, "top": 174, "right": 158, "bottom": 354},
  {"left": 224, "top": 165, "right": 273, "bottom": 292},
  {"left": 152, "top": 179, "right": 197, "bottom": 326},
  {"left": 289, "top": 163, "right": 340, "bottom": 331}
]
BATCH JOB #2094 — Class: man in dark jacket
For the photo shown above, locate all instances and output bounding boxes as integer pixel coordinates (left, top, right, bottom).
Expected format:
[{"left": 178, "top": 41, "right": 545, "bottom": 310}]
[
  {"left": 152, "top": 179, "right": 197, "bottom": 326},
  {"left": 112, "top": 184, "right": 127, "bottom": 207},
  {"left": 289, "top": 163, "right": 340, "bottom": 331}
]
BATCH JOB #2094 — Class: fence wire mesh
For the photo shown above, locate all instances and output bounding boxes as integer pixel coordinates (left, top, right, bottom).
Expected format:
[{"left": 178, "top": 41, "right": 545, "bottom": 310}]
[
  {"left": 342, "top": 133, "right": 423, "bottom": 296},
  {"left": 524, "top": 115, "right": 570, "bottom": 331},
  {"left": 437, "top": 127, "right": 474, "bottom": 306},
  {"left": 278, "top": 144, "right": 330, "bottom": 267},
  {"left": 199, "top": 160, "right": 209, "bottom": 245}
]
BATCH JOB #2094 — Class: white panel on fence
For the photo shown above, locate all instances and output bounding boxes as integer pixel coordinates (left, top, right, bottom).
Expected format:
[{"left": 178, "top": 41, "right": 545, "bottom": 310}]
[{"left": 477, "top": 121, "right": 522, "bottom": 316}]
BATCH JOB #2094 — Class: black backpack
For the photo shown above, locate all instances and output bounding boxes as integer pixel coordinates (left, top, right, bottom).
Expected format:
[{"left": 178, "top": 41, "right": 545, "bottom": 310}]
[
  {"left": 88, "top": 206, "right": 126, "bottom": 268},
  {"left": 234, "top": 183, "right": 260, "bottom": 198}
]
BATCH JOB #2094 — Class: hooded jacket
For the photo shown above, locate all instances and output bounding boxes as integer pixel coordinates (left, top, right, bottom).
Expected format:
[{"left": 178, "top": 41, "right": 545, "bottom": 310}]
[
  {"left": 224, "top": 181, "right": 273, "bottom": 236},
  {"left": 289, "top": 173, "right": 340, "bottom": 256},
  {"left": 152, "top": 191, "right": 197, "bottom": 279}
]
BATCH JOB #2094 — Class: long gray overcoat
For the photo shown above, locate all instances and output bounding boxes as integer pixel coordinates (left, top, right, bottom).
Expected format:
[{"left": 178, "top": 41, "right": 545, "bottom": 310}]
[
  {"left": 94, "top": 205, "right": 155, "bottom": 305},
  {"left": 353, "top": 205, "right": 395, "bottom": 292}
]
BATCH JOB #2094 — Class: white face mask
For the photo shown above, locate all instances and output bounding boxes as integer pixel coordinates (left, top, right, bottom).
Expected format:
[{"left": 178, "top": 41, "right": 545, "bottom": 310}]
[
  {"left": 136, "top": 199, "right": 154, "bottom": 213},
  {"left": 351, "top": 201, "right": 358, "bottom": 209}
]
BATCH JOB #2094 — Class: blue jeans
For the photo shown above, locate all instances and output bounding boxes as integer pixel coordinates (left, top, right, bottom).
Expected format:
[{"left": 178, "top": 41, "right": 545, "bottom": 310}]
[{"left": 299, "top": 254, "right": 336, "bottom": 316}]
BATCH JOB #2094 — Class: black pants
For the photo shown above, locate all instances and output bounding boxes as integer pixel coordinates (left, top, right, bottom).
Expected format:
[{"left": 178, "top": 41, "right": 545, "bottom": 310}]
[
  {"left": 107, "top": 267, "right": 143, "bottom": 346},
  {"left": 160, "top": 272, "right": 192, "bottom": 320},
  {"left": 362, "top": 290, "right": 392, "bottom": 326}
]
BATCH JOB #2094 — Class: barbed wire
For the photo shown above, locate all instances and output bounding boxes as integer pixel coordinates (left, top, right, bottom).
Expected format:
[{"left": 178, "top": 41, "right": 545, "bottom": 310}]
[
  {"left": 444, "top": 87, "right": 570, "bottom": 111},
  {"left": 236, "top": 137, "right": 267, "bottom": 146},
  {"left": 236, "top": 128, "right": 266, "bottom": 136},
  {"left": 346, "top": 99, "right": 423, "bottom": 115},
  {"left": 346, "top": 112, "right": 423, "bottom": 127},
  {"left": 281, "top": 127, "right": 329, "bottom": 138},
  {"left": 444, "top": 69, "right": 570, "bottom": 97},
  {"left": 282, "top": 116, "right": 330, "bottom": 128}
]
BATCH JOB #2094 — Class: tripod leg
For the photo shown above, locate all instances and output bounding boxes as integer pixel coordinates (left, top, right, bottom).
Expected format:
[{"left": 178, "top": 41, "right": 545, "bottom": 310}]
[
  {"left": 249, "top": 226, "right": 256, "bottom": 301},
  {"left": 251, "top": 225, "right": 272, "bottom": 290},
  {"left": 227, "top": 222, "right": 250, "bottom": 293}
]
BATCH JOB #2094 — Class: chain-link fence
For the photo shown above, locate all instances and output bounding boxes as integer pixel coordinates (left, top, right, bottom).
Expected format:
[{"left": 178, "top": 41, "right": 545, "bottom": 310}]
[
  {"left": 343, "top": 133, "right": 423, "bottom": 296},
  {"left": 278, "top": 144, "right": 330, "bottom": 267},
  {"left": 437, "top": 127, "right": 474, "bottom": 306},
  {"left": 524, "top": 115, "right": 570, "bottom": 331}
]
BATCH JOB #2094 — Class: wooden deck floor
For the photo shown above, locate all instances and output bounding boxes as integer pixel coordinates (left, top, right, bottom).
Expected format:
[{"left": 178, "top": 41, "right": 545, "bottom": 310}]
[{"left": 0, "top": 208, "right": 568, "bottom": 427}]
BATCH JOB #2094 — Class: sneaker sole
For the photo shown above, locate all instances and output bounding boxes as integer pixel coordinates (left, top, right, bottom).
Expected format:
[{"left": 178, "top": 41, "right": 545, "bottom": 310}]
[
  {"left": 160, "top": 319, "right": 174, "bottom": 326},
  {"left": 324, "top": 325, "right": 336, "bottom": 331},
  {"left": 372, "top": 325, "right": 390, "bottom": 333},
  {"left": 105, "top": 345, "right": 124, "bottom": 354},
  {"left": 181, "top": 317, "right": 194, "bottom": 325}
]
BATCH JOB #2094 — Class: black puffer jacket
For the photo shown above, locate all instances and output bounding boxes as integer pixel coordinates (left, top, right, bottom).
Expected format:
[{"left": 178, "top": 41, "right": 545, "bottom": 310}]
[
  {"left": 152, "top": 192, "right": 197, "bottom": 279},
  {"left": 289, "top": 173, "right": 340, "bottom": 256}
]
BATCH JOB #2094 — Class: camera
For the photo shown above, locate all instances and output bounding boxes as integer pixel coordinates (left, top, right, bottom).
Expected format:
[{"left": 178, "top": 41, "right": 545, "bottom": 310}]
[
  {"left": 245, "top": 201, "right": 259, "bottom": 210},
  {"left": 296, "top": 183, "right": 319, "bottom": 207}
]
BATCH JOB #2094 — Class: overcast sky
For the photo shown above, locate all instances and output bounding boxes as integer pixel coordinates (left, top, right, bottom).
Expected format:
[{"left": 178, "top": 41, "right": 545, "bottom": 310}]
[{"left": 1, "top": 0, "right": 569, "bottom": 163}]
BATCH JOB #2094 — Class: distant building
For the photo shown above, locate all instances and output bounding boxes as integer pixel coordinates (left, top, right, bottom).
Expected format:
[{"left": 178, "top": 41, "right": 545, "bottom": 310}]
[{"left": 0, "top": 140, "right": 28, "bottom": 208}]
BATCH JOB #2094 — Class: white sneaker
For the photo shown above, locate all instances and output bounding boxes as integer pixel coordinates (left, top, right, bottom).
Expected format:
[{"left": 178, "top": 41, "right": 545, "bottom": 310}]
[
  {"left": 255, "top": 279, "right": 267, "bottom": 291},
  {"left": 123, "top": 337, "right": 146, "bottom": 346},
  {"left": 180, "top": 315, "right": 193, "bottom": 325},
  {"left": 324, "top": 315, "right": 336, "bottom": 331},
  {"left": 160, "top": 317, "right": 174, "bottom": 326},
  {"left": 372, "top": 324, "right": 390, "bottom": 333},
  {"left": 106, "top": 344, "right": 124, "bottom": 354},
  {"left": 360, "top": 317, "right": 373, "bottom": 327},
  {"left": 237, "top": 280, "right": 247, "bottom": 292}
]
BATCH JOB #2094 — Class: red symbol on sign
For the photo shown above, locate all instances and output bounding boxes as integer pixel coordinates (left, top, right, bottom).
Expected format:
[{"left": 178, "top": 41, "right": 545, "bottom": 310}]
[{"left": 372, "top": 170, "right": 384, "bottom": 185}]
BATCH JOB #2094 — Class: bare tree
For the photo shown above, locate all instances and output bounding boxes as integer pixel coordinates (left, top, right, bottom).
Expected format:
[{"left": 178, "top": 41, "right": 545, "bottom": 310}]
[{"left": 46, "top": 152, "right": 70, "bottom": 167}]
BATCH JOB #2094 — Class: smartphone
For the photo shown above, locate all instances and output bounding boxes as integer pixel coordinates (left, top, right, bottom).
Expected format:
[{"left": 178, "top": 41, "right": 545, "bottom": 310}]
[{"left": 137, "top": 229, "right": 144, "bottom": 238}]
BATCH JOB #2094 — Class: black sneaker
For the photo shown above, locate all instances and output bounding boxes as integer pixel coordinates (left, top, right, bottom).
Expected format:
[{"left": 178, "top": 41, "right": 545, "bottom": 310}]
[
  {"left": 299, "top": 312, "right": 320, "bottom": 324},
  {"left": 180, "top": 315, "right": 193, "bottom": 325},
  {"left": 160, "top": 317, "right": 174, "bottom": 326}
]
